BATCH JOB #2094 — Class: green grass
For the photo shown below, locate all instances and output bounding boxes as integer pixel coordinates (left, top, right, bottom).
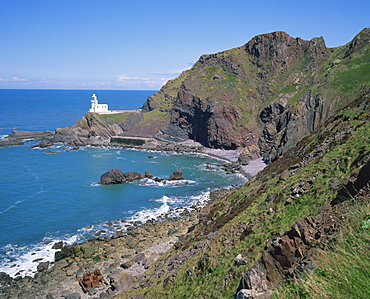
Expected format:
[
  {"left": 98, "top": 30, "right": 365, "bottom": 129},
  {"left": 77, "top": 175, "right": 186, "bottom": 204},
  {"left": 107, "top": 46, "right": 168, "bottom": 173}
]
[
  {"left": 274, "top": 198, "right": 370, "bottom": 299},
  {"left": 99, "top": 112, "right": 133, "bottom": 124},
  {"left": 139, "top": 109, "right": 169, "bottom": 126},
  {"left": 119, "top": 96, "right": 370, "bottom": 298}
]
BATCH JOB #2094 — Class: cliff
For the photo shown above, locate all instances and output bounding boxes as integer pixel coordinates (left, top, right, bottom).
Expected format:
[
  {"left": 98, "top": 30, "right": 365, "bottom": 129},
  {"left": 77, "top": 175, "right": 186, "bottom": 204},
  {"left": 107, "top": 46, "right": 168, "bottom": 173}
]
[
  {"left": 119, "top": 86, "right": 370, "bottom": 299},
  {"left": 49, "top": 29, "right": 369, "bottom": 166},
  {"left": 139, "top": 29, "right": 370, "bottom": 163},
  {"left": 1, "top": 29, "right": 370, "bottom": 299}
]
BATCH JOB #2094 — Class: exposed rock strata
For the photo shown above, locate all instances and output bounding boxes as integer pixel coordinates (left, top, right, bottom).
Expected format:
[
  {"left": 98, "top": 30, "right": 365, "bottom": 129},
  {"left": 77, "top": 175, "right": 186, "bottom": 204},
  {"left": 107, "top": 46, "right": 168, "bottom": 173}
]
[
  {"left": 236, "top": 181, "right": 370, "bottom": 297},
  {"left": 136, "top": 29, "right": 369, "bottom": 163},
  {"left": 7, "top": 30, "right": 369, "bottom": 168},
  {"left": 51, "top": 113, "right": 123, "bottom": 146},
  {"left": 7, "top": 130, "right": 54, "bottom": 139}
]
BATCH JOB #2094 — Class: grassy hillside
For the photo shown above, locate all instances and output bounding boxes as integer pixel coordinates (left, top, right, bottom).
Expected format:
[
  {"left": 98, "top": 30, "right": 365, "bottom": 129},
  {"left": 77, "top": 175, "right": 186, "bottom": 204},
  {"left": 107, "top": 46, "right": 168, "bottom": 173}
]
[
  {"left": 119, "top": 89, "right": 370, "bottom": 298},
  {"left": 275, "top": 196, "right": 370, "bottom": 298}
]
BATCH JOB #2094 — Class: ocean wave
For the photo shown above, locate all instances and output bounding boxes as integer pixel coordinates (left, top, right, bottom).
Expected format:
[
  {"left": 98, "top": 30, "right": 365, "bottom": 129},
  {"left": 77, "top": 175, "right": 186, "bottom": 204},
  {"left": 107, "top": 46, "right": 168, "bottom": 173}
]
[
  {"left": 139, "top": 178, "right": 196, "bottom": 187},
  {"left": 0, "top": 190, "right": 211, "bottom": 278},
  {"left": 0, "top": 234, "right": 78, "bottom": 278}
]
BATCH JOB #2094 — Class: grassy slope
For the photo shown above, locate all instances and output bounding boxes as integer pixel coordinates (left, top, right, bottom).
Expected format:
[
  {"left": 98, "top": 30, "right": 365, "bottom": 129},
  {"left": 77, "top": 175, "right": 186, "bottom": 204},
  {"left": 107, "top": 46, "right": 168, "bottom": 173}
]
[
  {"left": 275, "top": 196, "right": 370, "bottom": 299},
  {"left": 121, "top": 92, "right": 370, "bottom": 298},
  {"left": 114, "top": 30, "right": 370, "bottom": 297}
]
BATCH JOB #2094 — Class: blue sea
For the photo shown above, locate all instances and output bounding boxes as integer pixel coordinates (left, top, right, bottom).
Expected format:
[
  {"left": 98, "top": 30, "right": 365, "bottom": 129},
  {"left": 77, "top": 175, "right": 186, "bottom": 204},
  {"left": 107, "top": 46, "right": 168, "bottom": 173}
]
[{"left": 0, "top": 89, "right": 246, "bottom": 278}]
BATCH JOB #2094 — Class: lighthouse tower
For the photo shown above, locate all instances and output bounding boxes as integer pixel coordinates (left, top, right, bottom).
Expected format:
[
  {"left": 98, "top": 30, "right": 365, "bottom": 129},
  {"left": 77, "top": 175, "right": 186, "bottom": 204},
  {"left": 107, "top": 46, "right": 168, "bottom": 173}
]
[{"left": 89, "top": 94, "right": 109, "bottom": 113}]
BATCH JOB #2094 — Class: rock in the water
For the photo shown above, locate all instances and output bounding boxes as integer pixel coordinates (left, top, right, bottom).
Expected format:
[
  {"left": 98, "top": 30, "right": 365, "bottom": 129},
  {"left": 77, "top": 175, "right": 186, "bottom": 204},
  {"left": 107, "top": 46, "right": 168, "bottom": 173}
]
[
  {"left": 7, "top": 130, "right": 54, "bottom": 139},
  {"left": 99, "top": 168, "right": 152, "bottom": 185},
  {"left": 168, "top": 169, "right": 184, "bottom": 180},
  {"left": 29, "top": 139, "right": 54, "bottom": 148},
  {"left": 0, "top": 137, "right": 24, "bottom": 147},
  {"left": 99, "top": 168, "right": 126, "bottom": 185},
  {"left": 52, "top": 241, "right": 64, "bottom": 249}
]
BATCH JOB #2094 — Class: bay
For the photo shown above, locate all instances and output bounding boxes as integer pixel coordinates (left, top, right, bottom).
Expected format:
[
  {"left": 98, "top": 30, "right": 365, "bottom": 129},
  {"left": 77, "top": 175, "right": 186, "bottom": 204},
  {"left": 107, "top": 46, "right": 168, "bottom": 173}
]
[{"left": 0, "top": 89, "right": 246, "bottom": 277}]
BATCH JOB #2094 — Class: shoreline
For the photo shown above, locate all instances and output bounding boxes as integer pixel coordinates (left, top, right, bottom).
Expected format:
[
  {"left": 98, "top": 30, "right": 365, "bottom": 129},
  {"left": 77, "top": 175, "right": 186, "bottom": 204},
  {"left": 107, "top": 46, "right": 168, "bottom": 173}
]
[
  {"left": 0, "top": 136, "right": 267, "bottom": 297},
  {"left": 0, "top": 186, "right": 235, "bottom": 298}
]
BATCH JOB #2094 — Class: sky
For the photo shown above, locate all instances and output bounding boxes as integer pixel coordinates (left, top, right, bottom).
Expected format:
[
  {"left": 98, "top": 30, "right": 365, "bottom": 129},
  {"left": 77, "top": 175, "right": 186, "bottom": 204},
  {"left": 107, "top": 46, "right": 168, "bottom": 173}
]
[{"left": 0, "top": 0, "right": 368, "bottom": 90}]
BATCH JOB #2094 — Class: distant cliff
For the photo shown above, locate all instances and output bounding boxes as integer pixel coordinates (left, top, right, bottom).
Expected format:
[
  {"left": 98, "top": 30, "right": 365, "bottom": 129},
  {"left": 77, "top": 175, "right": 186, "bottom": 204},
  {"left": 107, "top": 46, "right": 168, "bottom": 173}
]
[
  {"left": 137, "top": 29, "right": 370, "bottom": 162},
  {"left": 50, "top": 29, "right": 370, "bottom": 165}
]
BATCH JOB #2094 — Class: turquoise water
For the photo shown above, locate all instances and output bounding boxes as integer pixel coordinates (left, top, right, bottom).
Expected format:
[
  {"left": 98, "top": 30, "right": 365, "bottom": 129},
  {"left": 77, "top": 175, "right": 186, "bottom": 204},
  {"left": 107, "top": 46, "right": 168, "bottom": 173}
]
[{"left": 0, "top": 90, "right": 246, "bottom": 278}]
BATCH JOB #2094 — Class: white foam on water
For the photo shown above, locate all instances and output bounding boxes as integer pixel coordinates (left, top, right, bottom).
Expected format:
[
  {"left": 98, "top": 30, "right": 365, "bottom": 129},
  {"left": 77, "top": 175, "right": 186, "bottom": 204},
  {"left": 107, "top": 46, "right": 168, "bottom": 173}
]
[
  {"left": 0, "top": 234, "right": 78, "bottom": 278},
  {"left": 140, "top": 178, "right": 196, "bottom": 187},
  {"left": 126, "top": 195, "right": 170, "bottom": 223},
  {"left": 0, "top": 189, "right": 213, "bottom": 279}
]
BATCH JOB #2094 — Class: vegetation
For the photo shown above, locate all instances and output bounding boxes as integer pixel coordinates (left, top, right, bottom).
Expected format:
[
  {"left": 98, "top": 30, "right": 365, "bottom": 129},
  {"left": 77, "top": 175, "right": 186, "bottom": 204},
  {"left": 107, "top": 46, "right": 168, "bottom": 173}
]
[
  {"left": 275, "top": 197, "right": 370, "bottom": 299},
  {"left": 92, "top": 30, "right": 369, "bottom": 298},
  {"left": 99, "top": 112, "right": 133, "bottom": 124},
  {"left": 121, "top": 91, "right": 370, "bottom": 297}
]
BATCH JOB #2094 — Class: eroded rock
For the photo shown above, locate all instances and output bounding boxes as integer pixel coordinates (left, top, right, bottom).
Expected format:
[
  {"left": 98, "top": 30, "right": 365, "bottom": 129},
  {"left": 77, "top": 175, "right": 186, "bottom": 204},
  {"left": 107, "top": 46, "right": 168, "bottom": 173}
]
[{"left": 99, "top": 168, "right": 153, "bottom": 185}]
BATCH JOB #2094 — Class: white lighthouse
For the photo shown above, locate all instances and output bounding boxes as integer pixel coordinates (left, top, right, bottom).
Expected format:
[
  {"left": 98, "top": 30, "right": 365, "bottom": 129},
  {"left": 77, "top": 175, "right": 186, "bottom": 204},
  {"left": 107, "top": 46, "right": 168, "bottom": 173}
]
[{"left": 89, "top": 94, "right": 110, "bottom": 113}]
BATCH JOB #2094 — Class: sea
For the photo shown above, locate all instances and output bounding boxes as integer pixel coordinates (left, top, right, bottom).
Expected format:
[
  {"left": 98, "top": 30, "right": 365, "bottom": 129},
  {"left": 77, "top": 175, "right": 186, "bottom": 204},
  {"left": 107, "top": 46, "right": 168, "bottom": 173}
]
[{"left": 0, "top": 89, "right": 246, "bottom": 278}]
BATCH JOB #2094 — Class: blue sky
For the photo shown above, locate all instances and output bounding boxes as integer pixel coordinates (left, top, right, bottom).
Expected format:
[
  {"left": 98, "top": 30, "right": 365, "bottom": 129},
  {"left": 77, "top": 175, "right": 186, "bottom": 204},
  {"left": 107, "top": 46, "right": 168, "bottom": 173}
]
[{"left": 0, "top": 0, "right": 368, "bottom": 90}]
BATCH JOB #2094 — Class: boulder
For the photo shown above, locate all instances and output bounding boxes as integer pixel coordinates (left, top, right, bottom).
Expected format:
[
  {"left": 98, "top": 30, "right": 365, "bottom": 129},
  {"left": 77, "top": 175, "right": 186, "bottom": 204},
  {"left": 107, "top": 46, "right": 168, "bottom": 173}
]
[
  {"left": 29, "top": 139, "right": 54, "bottom": 148},
  {"left": 108, "top": 271, "right": 135, "bottom": 292},
  {"left": 99, "top": 168, "right": 126, "bottom": 185},
  {"left": 238, "top": 144, "right": 261, "bottom": 165},
  {"left": 236, "top": 289, "right": 272, "bottom": 299},
  {"left": 99, "top": 168, "right": 152, "bottom": 185},
  {"left": 234, "top": 254, "right": 249, "bottom": 266},
  {"left": 168, "top": 169, "right": 184, "bottom": 180},
  {"left": 37, "top": 261, "right": 49, "bottom": 272},
  {"left": 52, "top": 241, "right": 64, "bottom": 249}
]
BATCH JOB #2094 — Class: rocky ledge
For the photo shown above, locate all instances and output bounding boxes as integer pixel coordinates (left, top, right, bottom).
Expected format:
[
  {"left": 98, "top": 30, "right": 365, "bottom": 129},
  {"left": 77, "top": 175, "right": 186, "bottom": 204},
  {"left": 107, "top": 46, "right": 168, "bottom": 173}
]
[{"left": 0, "top": 137, "right": 24, "bottom": 147}]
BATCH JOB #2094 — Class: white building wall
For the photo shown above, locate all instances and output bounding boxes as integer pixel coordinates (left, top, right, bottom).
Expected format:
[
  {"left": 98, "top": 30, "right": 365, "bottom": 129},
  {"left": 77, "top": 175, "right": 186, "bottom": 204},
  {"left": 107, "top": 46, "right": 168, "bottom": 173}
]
[{"left": 89, "top": 94, "right": 110, "bottom": 113}]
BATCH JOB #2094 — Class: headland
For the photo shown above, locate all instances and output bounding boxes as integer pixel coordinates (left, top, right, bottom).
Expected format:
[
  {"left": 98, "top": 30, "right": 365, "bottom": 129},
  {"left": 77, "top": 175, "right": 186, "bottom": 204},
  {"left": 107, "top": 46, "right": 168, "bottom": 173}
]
[{"left": 1, "top": 28, "right": 369, "bottom": 298}]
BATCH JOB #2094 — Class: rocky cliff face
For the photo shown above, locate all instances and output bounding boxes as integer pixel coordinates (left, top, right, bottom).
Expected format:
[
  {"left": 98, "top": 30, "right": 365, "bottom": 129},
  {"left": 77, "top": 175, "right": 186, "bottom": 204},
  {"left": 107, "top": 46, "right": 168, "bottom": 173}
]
[
  {"left": 51, "top": 113, "right": 123, "bottom": 146},
  {"left": 49, "top": 29, "right": 369, "bottom": 162},
  {"left": 140, "top": 29, "right": 370, "bottom": 162}
]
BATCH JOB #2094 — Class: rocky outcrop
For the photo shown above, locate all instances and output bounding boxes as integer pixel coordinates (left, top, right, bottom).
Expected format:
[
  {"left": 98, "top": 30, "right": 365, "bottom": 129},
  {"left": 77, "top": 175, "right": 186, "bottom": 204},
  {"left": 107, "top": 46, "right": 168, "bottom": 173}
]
[
  {"left": 51, "top": 113, "right": 123, "bottom": 146},
  {"left": 237, "top": 183, "right": 370, "bottom": 296},
  {"left": 258, "top": 90, "right": 330, "bottom": 162},
  {"left": 7, "top": 130, "right": 54, "bottom": 139},
  {"left": 0, "top": 137, "right": 24, "bottom": 147},
  {"left": 140, "top": 30, "right": 334, "bottom": 152},
  {"left": 133, "top": 29, "right": 369, "bottom": 163},
  {"left": 99, "top": 168, "right": 153, "bottom": 185},
  {"left": 29, "top": 139, "right": 54, "bottom": 148},
  {"left": 0, "top": 130, "right": 55, "bottom": 147},
  {"left": 168, "top": 169, "right": 184, "bottom": 180}
]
